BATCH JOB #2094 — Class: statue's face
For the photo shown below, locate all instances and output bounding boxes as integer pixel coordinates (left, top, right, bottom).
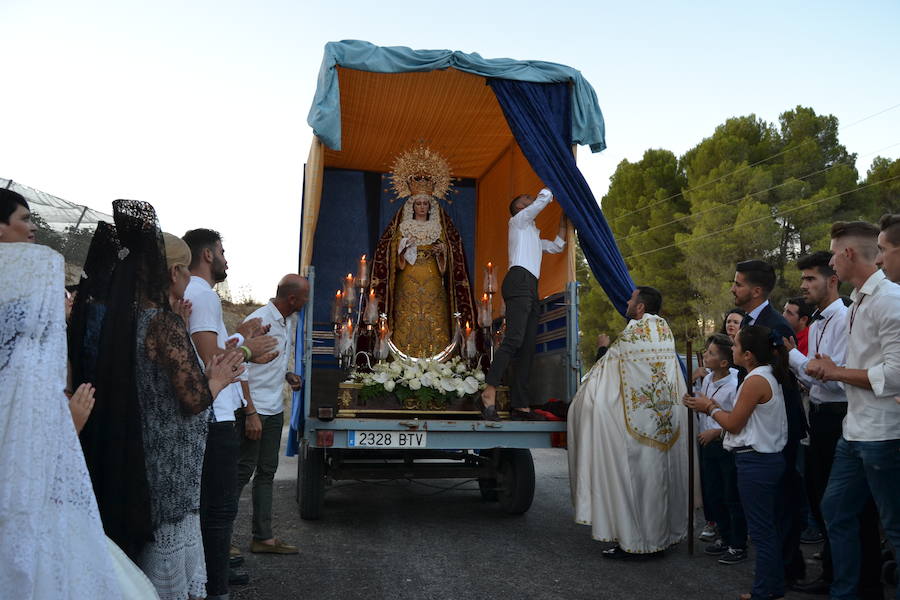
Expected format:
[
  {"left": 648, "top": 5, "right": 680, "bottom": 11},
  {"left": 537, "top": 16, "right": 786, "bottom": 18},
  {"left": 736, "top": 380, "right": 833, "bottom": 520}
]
[{"left": 413, "top": 197, "right": 430, "bottom": 219}]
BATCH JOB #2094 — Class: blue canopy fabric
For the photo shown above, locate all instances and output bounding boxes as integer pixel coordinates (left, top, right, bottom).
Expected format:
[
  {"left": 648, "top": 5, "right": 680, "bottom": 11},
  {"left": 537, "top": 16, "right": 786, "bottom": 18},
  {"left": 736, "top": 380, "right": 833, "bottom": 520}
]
[
  {"left": 308, "top": 40, "right": 606, "bottom": 153},
  {"left": 488, "top": 79, "right": 635, "bottom": 316}
]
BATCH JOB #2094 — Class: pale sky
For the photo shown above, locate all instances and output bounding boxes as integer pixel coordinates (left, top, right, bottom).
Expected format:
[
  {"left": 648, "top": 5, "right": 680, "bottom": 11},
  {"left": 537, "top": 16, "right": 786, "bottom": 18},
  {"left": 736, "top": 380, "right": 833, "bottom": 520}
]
[{"left": 3, "top": 0, "right": 899, "bottom": 301}]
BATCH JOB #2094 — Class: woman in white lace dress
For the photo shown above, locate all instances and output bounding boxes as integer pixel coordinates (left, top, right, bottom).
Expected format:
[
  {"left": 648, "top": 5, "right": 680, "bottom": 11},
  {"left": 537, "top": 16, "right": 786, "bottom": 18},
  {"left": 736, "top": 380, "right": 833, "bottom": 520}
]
[{"left": 0, "top": 242, "right": 157, "bottom": 599}]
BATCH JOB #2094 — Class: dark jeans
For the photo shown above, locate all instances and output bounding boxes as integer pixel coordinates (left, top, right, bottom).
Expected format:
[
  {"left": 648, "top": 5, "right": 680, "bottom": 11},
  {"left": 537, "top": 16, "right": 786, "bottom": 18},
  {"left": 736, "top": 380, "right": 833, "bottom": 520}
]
[
  {"left": 822, "top": 437, "right": 900, "bottom": 600},
  {"left": 736, "top": 450, "right": 785, "bottom": 600},
  {"left": 806, "top": 403, "right": 883, "bottom": 597},
  {"left": 485, "top": 266, "right": 538, "bottom": 409},
  {"left": 237, "top": 411, "right": 284, "bottom": 542},
  {"left": 700, "top": 440, "right": 747, "bottom": 549},
  {"left": 778, "top": 438, "right": 806, "bottom": 581},
  {"left": 201, "top": 420, "right": 240, "bottom": 599}
]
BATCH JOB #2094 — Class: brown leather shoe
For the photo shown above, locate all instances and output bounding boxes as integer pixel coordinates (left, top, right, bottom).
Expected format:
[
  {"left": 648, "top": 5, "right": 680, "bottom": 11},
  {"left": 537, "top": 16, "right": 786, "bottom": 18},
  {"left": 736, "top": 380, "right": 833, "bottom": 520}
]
[
  {"left": 251, "top": 539, "right": 299, "bottom": 554},
  {"left": 229, "top": 544, "right": 242, "bottom": 558}
]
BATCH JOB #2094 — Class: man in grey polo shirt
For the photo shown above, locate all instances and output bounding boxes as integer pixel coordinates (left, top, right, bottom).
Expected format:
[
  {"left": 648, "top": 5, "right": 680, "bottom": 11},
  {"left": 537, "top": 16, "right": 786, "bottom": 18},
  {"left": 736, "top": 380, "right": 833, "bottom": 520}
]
[{"left": 236, "top": 275, "right": 308, "bottom": 555}]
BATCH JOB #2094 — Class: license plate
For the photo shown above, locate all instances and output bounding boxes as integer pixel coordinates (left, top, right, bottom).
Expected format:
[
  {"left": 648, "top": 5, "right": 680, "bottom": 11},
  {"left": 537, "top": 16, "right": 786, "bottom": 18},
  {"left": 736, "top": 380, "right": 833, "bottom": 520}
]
[{"left": 348, "top": 430, "right": 427, "bottom": 448}]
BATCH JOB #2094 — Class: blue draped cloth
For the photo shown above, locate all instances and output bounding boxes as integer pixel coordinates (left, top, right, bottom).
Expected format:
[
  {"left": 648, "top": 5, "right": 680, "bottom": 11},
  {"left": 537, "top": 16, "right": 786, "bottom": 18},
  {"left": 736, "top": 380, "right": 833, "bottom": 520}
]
[
  {"left": 488, "top": 79, "right": 634, "bottom": 315},
  {"left": 308, "top": 40, "right": 606, "bottom": 153},
  {"left": 286, "top": 304, "right": 306, "bottom": 457}
]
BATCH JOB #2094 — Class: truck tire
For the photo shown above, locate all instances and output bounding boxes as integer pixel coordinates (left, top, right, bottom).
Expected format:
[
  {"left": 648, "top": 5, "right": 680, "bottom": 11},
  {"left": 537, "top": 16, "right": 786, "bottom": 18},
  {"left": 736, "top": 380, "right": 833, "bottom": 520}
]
[
  {"left": 497, "top": 449, "right": 535, "bottom": 515},
  {"left": 477, "top": 449, "right": 499, "bottom": 501},
  {"left": 299, "top": 446, "right": 326, "bottom": 520}
]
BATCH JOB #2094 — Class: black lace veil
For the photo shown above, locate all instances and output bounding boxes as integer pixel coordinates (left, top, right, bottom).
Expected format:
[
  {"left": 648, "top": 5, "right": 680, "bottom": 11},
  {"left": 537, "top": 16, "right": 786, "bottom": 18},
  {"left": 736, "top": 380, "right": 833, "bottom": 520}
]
[{"left": 71, "top": 200, "right": 169, "bottom": 559}]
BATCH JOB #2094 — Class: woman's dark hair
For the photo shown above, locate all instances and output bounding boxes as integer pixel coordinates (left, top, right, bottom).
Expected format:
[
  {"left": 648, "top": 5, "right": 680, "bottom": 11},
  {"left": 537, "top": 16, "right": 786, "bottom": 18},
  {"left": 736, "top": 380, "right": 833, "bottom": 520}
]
[
  {"left": 736, "top": 325, "right": 791, "bottom": 385},
  {"left": 719, "top": 308, "right": 747, "bottom": 334},
  {"left": 0, "top": 188, "right": 29, "bottom": 224},
  {"left": 705, "top": 332, "right": 734, "bottom": 366}
]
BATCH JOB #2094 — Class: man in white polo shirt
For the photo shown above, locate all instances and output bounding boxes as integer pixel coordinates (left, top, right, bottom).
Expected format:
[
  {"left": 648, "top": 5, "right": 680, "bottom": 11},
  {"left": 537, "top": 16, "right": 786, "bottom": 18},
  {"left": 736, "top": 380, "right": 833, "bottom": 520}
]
[
  {"left": 808, "top": 221, "right": 900, "bottom": 600},
  {"left": 236, "top": 274, "right": 308, "bottom": 556},
  {"left": 183, "top": 228, "right": 276, "bottom": 599}
]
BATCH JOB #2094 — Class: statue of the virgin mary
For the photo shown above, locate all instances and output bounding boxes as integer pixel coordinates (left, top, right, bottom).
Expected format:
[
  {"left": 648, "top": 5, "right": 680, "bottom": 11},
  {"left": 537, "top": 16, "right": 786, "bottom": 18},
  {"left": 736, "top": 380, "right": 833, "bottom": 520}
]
[{"left": 370, "top": 146, "right": 475, "bottom": 359}]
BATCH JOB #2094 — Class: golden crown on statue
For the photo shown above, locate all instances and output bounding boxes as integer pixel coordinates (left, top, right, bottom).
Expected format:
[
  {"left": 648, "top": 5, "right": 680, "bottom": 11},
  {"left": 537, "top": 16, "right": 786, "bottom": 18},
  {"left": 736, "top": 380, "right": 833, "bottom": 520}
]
[{"left": 389, "top": 144, "right": 454, "bottom": 202}]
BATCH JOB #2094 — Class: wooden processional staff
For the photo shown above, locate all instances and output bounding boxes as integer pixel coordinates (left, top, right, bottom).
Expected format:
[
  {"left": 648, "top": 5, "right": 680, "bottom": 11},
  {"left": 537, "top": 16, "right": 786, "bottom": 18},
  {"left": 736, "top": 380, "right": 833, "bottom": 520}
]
[{"left": 686, "top": 339, "right": 695, "bottom": 556}]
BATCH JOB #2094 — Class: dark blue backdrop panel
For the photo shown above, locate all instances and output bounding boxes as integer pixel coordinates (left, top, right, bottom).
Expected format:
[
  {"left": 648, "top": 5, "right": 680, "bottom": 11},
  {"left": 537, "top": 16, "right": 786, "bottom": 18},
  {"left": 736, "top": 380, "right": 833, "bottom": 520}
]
[
  {"left": 377, "top": 175, "right": 477, "bottom": 278},
  {"left": 488, "top": 79, "right": 635, "bottom": 316},
  {"left": 311, "top": 169, "right": 376, "bottom": 325}
]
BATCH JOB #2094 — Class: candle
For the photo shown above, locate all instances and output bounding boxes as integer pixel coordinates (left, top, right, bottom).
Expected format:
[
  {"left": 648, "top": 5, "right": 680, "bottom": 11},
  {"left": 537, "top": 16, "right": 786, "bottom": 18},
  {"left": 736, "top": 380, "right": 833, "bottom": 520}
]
[
  {"left": 464, "top": 320, "right": 476, "bottom": 358},
  {"left": 483, "top": 262, "right": 497, "bottom": 294},
  {"left": 364, "top": 289, "right": 379, "bottom": 324},
  {"left": 356, "top": 254, "right": 369, "bottom": 288},
  {"left": 331, "top": 290, "right": 344, "bottom": 323},
  {"left": 342, "top": 273, "right": 356, "bottom": 306},
  {"left": 479, "top": 292, "right": 491, "bottom": 328}
]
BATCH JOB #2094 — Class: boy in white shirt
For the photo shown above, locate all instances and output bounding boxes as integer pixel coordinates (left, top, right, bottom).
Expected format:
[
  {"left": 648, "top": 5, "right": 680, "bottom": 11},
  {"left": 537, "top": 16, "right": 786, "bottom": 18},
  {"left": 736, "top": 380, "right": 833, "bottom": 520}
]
[{"left": 696, "top": 334, "right": 746, "bottom": 565}]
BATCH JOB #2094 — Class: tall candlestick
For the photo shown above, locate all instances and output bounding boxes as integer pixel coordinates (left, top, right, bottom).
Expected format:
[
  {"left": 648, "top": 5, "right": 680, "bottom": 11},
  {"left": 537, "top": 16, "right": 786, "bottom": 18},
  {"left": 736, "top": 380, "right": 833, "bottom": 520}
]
[
  {"left": 331, "top": 290, "right": 344, "bottom": 323},
  {"left": 478, "top": 292, "right": 492, "bottom": 328},
  {"left": 342, "top": 273, "right": 356, "bottom": 306},
  {"left": 364, "top": 289, "right": 379, "bottom": 324},
  {"left": 356, "top": 254, "right": 369, "bottom": 288},
  {"left": 483, "top": 262, "right": 497, "bottom": 294}
]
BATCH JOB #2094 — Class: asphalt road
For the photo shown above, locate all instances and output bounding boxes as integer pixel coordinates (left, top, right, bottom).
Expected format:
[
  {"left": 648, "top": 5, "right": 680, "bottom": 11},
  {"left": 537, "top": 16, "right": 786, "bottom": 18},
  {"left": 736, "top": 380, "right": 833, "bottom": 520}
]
[{"left": 229, "top": 433, "right": 890, "bottom": 600}]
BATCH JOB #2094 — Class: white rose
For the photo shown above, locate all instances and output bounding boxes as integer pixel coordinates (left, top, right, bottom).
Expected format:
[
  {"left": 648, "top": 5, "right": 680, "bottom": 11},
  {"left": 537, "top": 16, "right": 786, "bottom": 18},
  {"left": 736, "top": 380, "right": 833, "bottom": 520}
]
[
  {"left": 403, "top": 367, "right": 418, "bottom": 381},
  {"left": 383, "top": 379, "right": 396, "bottom": 392},
  {"left": 420, "top": 372, "right": 433, "bottom": 387},
  {"left": 441, "top": 378, "right": 457, "bottom": 392},
  {"left": 463, "top": 377, "right": 479, "bottom": 395},
  {"left": 372, "top": 371, "right": 390, "bottom": 384},
  {"left": 390, "top": 363, "right": 403, "bottom": 375},
  {"left": 409, "top": 378, "right": 422, "bottom": 391},
  {"left": 455, "top": 362, "right": 467, "bottom": 374},
  {"left": 440, "top": 366, "right": 453, "bottom": 377},
  {"left": 474, "top": 370, "right": 485, "bottom": 382}
]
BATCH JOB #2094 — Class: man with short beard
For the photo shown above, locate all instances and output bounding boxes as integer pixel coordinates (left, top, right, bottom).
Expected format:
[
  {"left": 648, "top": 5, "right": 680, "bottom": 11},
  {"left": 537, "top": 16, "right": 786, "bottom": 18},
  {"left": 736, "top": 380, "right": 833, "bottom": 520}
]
[
  {"left": 785, "top": 251, "right": 882, "bottom": 598},
  {"left": 183, "top": 228, "right": 277, "bottom": 599},
  {"left": 807, "top": 221, "right": 900, "bottom": 600}
]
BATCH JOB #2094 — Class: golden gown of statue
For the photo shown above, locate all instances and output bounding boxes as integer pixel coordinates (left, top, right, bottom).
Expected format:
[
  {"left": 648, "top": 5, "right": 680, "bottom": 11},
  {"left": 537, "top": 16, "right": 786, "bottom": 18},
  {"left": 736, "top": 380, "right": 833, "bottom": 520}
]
[{"left": 391, "top": 240, "right": 451, "bottom": 356}]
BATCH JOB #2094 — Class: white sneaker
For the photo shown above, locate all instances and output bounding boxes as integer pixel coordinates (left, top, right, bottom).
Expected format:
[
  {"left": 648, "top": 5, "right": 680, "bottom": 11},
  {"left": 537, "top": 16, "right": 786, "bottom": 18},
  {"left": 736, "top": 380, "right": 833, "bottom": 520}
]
[{"left": 699, "top": 522, "right": 718, "bottom": 542}]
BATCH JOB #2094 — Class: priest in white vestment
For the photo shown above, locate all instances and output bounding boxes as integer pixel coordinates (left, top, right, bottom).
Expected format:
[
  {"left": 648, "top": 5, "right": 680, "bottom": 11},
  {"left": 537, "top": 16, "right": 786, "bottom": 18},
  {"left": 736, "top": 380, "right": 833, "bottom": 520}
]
[{"left": 567, "top": 286, "right": 688, "bottom": 557}]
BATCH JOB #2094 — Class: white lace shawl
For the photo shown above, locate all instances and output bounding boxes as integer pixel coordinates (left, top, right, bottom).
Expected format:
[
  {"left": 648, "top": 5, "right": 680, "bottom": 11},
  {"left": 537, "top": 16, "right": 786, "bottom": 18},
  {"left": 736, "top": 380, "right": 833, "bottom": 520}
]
[
  {"left": 398, "top": 195, "right": 441, "bottom": 265},
  {"left": 0, "top": 243, "right": 123, "bottom": 598}
]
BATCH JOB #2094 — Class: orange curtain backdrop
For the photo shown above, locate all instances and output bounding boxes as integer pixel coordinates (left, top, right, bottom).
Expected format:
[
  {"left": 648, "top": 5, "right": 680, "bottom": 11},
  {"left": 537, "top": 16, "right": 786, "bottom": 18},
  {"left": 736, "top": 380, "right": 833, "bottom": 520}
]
[
  {"left": 475, "top": 144, "right": 567, "bottom": 315},
  {"left": 310, "top": 66, "right": 573, "bottom": 305}
]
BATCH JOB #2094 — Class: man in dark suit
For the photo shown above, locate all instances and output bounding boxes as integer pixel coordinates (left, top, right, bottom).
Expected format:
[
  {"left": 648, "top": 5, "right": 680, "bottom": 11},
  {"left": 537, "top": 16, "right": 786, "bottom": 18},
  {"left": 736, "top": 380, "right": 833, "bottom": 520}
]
[{"left": 731, "top": 260, "right": 809, "bottom": 586}]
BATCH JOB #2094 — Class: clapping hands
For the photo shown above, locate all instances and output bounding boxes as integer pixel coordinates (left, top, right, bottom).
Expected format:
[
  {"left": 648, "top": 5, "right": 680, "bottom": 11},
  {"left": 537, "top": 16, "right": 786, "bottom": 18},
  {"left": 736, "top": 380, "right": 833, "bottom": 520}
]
[
  {"left": 805, "top": 353, "right": 837, "bottom": 381},
  {"left": 206, "top": 351, "right": 245, "bottom": 397},
  {"left": 237, "top": 317, "right": 279, "bottom": 363}
]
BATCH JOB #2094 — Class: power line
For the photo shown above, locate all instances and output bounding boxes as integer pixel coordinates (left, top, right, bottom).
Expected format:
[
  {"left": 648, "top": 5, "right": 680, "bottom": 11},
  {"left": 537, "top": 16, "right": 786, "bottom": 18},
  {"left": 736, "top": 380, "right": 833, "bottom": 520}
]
[
  {"left": 608, "top": 100, "right": 900, "bottom": 223},
  {"left": 620, "top": 173, "right": 900, "bottom": 261},
  {"left": 616, "top": 141, "right": 900, "bottom": 243}
]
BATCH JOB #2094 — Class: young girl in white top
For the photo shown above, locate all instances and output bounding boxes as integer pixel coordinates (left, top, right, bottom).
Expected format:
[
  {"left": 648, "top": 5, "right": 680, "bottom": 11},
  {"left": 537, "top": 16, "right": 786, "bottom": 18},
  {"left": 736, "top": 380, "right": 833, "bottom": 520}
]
[{"left": 684, "top": 325, "right": 789, "bottom": 600}]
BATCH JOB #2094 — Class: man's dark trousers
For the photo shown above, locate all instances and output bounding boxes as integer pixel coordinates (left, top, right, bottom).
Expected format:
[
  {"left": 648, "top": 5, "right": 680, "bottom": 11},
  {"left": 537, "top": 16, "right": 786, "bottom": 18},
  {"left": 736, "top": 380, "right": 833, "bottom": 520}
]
[
  {"left": 485, "top": 266, "right": 538, "bottom": 409},
  {"left": 201, "top": 420, "right": 240, "bottom": 599},
  {"left": 806, "top": 402, "right": 883, "bottom": 598}
]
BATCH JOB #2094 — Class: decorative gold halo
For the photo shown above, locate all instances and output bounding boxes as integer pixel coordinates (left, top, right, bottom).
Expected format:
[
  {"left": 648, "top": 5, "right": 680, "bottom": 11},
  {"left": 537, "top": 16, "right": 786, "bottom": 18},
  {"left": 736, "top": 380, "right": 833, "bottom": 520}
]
[{"left": 389, "top": 144, "right": 454, "bottom": 201}]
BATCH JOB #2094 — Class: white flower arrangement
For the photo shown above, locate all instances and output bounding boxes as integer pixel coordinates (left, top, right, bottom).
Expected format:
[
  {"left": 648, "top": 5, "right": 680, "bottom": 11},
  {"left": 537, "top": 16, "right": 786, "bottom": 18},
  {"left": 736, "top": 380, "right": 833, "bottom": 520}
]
[{"left": 346, "top": 356, "right": 486, "bottom": 407}]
